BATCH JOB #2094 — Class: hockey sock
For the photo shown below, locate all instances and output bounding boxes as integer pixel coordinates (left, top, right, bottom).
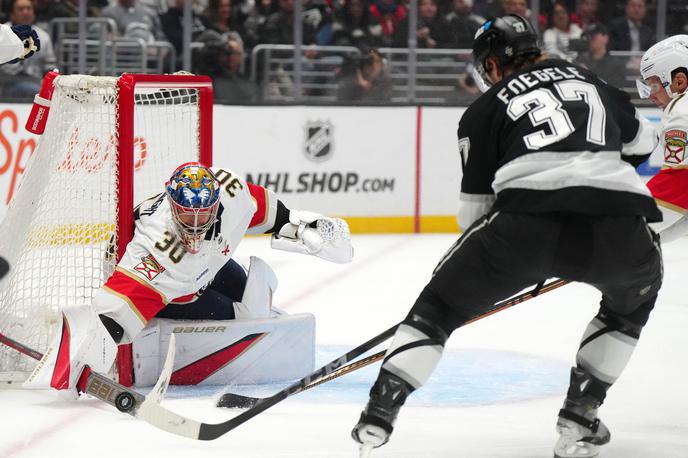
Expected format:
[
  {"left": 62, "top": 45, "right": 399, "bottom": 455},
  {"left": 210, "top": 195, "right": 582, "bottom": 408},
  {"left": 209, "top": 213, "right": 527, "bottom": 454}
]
[
  {"left": 380, "top": 313, "right": 449, "bottom": 389},
  {"left": 575, "top": 313, "right": 640, "bottom": 386}
]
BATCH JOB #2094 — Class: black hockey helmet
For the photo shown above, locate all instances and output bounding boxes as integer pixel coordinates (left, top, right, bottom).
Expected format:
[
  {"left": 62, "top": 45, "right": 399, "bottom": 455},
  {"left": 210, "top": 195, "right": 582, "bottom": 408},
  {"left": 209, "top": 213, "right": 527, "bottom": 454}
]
[{"left": 472, "top": 15, "right": 541, "bottom": 90}]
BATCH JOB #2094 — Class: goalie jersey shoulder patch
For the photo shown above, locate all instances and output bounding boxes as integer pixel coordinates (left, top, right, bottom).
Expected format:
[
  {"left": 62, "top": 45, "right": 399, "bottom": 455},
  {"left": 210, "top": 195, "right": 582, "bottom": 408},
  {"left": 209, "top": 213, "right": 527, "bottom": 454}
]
[{"left": 133, "top": 254, "right": 166, "bottom": 281}]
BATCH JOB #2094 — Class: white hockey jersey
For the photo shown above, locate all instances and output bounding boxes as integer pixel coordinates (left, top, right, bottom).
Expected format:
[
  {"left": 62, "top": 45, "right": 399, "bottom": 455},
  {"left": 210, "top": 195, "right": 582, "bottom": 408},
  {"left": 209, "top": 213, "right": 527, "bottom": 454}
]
[
  {"left": 92, "top": 168, "right": 279, "bottom": 342},
  {"left": 0, "top": 24, "right": 23, "bottom": 64},
  {"left": 658, "top": 92, "right": 688, "bottom": 169}
]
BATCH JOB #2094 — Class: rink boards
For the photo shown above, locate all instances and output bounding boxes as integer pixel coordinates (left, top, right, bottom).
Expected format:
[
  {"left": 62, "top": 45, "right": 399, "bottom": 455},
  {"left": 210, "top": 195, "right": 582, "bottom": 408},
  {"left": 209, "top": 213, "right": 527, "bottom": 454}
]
[{"left": 0, "top": 103, "right": 664, "bottom": 232}]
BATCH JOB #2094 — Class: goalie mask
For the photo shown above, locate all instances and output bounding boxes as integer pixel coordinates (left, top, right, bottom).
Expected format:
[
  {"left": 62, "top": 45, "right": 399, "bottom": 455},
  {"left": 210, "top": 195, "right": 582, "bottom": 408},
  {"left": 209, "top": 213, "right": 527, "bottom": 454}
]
[{"left": 165, "top": 162, "right": 220, "bottom": 254}]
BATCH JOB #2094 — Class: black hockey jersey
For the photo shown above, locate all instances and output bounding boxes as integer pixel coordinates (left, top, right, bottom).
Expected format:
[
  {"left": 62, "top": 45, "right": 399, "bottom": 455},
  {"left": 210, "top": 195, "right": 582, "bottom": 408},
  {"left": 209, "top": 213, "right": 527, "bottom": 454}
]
[{"left": 457, "top": 58, "right": 662, "bottom": 230}]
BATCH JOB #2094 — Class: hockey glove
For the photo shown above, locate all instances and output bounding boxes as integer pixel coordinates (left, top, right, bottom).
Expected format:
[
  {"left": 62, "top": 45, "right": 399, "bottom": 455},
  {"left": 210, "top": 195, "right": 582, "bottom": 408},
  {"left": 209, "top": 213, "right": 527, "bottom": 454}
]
[
  {"left": 8, "top": 25, "right": 40, "bottom": 64},
  {"left": 271, "top": 210, "right": 353, "bottom": 263}
]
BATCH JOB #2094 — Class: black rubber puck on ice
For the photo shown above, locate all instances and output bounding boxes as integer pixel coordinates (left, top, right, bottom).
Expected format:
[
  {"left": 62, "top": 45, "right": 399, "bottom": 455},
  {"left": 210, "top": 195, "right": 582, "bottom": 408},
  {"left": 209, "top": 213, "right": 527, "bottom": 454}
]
[
  {"left": 115, "top": 392, "right": 136, "bottom": 412},
  {"left": 0, "top": 256, "right": 9, "bottom": 280}
]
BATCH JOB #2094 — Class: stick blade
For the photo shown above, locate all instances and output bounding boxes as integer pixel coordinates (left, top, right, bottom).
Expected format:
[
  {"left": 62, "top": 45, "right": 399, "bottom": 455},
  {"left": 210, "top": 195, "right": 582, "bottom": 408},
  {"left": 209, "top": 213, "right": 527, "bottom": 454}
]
[
  {"left": 146, "top": 333, "right": 176, "bottom": 404},
  {"left": 216, "top": 392, "right": 260, "bottom": 409}
]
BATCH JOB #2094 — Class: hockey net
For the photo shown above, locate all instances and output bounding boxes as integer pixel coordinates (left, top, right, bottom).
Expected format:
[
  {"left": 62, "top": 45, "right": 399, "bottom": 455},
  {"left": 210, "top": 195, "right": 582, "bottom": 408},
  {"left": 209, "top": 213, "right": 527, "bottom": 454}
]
[{"left": 0, "top": 73, "right": 212, "bottom": 385}]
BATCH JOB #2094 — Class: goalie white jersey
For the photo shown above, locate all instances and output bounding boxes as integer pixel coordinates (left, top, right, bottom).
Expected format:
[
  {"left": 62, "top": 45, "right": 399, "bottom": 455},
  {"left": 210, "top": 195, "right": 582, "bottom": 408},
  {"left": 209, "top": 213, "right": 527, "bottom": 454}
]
[{"left": 93, "top": 167, "right": 279, "bottom": 342}]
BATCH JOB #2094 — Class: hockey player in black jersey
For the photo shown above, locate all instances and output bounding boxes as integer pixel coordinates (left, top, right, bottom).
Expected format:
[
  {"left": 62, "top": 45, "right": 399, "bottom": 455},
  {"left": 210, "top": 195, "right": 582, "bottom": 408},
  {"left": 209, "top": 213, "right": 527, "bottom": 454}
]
[{"left": 351, "top": 15, "right": 663, "bottom": 458}]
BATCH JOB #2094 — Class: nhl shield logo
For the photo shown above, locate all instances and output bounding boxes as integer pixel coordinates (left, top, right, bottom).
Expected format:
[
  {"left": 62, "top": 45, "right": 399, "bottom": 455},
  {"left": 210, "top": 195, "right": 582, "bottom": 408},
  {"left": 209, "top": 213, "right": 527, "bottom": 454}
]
[{"left": 304, "top": 120, "right": 334, "bottom": 162}]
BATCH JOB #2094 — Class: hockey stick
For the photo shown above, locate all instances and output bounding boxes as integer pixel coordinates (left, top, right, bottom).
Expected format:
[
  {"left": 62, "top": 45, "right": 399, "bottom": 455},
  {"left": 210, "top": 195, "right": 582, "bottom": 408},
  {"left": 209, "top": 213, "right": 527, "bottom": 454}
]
[
  {"left": 0, "top": 321, "right": 399, "bottom": 440},
  {"left": 218, "top": 348, "right": 386, "bottom": 408},
  {"left": 217, "top": 277, "right": 571, "bottom": 408},
  {"left": 0, "top": 279, "right": 569, "bottom": 439}
]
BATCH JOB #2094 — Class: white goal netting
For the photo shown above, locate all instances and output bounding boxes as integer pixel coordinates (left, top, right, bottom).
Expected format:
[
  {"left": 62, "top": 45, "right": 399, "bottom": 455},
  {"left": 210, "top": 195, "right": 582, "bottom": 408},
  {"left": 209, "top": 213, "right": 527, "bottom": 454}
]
[{"left": 0, "top": 74, "right": 210, "bottom": 384}]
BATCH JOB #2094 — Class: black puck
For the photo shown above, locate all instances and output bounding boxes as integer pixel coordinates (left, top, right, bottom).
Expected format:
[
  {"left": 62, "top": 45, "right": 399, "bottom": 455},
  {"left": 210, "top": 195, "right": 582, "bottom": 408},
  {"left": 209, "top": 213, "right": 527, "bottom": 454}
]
[
  {"left": 0, "top": 256, "right": 9, "bottom": 280},
  {"left": 115, "top": 392, "right": 136, "bottom": 412}
]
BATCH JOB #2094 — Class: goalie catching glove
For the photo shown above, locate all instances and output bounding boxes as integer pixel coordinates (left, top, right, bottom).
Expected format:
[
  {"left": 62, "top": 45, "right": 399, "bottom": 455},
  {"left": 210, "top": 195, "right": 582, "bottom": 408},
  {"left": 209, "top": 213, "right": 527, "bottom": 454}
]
[
  {"left": 6, "top": 24, "right": 40, "bottom": 64},
  {"left": 271, "top": 210, "right": 353, "bottom": 264}
]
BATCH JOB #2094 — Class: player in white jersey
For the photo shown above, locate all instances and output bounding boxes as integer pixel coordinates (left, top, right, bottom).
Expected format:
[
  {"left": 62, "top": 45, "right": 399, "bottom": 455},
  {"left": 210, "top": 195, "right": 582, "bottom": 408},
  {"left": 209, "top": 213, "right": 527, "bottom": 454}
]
[
  {"left": 0, "top": 23, "right": 39, "bottom": 64},
  {"left": 24, "top": 162, "right": 353, "bottom": 392},
  {"left": 637, "top": 35, "right": 688, "bottom": 243}
]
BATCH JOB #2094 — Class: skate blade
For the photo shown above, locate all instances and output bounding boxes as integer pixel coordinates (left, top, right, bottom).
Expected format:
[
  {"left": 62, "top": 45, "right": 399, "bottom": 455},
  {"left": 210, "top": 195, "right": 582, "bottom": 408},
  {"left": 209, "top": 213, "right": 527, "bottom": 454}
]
[
  {"left": 359, "top": 443, "right": 374, "bottom": 458},
  {"left": 553, "top": 441, "right": 600, "bottom": 458}
]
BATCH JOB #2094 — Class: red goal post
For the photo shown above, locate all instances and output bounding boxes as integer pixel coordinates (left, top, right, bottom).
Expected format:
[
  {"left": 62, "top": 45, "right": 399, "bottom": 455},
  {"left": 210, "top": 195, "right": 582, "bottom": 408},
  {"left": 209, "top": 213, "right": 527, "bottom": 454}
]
[{"left": 0, "top": 73, "right": 213, "bottom": 386}]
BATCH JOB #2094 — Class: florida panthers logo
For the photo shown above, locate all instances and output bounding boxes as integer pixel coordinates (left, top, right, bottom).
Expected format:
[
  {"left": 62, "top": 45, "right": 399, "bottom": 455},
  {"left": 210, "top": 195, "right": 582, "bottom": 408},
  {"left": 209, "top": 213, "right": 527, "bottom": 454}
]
[
  {"left": 134, "top": 254, "right": 166, "bottom": 281},
  {"left": 664, "top": 129, "right": 686, "bottom": 164}
]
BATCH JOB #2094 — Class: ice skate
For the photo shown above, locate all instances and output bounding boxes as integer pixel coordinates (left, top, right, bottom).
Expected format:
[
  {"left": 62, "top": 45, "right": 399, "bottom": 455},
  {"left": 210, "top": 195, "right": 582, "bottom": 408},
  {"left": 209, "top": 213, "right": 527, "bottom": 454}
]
[
  {"left": 553, "top": 401, "right": 610, "bottom": 458},
  {"left": 351, "top": 370, "right": 413, "bottom": 451}
]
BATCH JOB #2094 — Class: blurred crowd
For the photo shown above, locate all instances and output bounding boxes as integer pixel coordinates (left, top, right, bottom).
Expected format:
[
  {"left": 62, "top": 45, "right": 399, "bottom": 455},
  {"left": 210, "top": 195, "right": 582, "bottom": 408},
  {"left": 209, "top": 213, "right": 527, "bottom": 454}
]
[{"left": 0, "top": 0, "right": 687, "bottom": 103}]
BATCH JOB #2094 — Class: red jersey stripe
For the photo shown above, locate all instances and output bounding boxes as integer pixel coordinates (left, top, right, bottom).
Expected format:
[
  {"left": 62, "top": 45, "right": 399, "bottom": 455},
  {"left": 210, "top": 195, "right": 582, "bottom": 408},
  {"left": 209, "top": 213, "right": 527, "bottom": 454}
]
[
  {"left": 104, "top": 268, "right": 167, "bottom": 322},
  {"left": 247, "top": 183, "right": 269, "bottom": 229},
  {"left": 170, "top": 292, "right": 198, "bottom": 304}
]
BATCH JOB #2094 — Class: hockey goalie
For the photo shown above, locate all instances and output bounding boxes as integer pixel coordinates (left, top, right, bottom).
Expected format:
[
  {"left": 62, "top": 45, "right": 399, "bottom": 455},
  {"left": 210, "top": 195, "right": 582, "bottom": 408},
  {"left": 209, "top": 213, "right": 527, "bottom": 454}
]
[{"left": 25, "top": 162, "right": 353, "bottom": 392}]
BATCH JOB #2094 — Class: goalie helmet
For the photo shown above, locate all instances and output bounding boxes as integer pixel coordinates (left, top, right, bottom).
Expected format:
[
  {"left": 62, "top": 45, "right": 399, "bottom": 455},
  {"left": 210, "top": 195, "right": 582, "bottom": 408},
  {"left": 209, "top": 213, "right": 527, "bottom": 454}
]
[
  {"left": 637, "top": 35, "right": 688, "bottom": 98},
  {"left": 472, "top": 15, "right": 541, "bottom": 91},
  {"left": 165, "top": 162, "right": 220, "bottom": 254}
]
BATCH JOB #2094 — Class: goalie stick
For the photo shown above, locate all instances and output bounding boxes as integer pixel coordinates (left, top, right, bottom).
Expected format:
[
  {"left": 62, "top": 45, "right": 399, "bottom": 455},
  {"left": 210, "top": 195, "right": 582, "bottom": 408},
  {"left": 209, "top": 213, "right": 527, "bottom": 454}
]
[
  {"left": 0, "top": 321, "right": 399, "bottom": 440},
  {"left": 217, "top": 278, "right": 570, "bottom": 408}
]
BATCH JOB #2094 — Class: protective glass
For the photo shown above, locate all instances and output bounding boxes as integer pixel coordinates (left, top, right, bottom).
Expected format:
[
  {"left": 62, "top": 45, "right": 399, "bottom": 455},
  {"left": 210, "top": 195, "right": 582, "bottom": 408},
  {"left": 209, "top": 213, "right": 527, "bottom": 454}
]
[
  {"left": 636, "top": 79, "right": 668, "bottom": 99},
  {"left": 472, "top": 62, "right": 492, "bottom": 93}
]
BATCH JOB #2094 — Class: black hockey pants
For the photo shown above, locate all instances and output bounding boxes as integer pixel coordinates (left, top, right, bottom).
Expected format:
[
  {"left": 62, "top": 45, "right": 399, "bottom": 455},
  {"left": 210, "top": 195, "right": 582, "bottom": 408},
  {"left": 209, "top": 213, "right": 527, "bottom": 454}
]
[
  {"left": 411, "top": 212, "right": 663, "bottom": 336},
  {"left": 155, "top": 259, "right": 247, "bottom": 320}
]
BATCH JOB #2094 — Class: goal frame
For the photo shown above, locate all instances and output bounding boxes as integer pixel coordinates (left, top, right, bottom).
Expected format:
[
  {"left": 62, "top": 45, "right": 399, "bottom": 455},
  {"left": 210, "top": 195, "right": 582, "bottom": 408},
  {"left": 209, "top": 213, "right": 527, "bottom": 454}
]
[{"left": 114, "top": 74, "right": 214, "bottom": 386}]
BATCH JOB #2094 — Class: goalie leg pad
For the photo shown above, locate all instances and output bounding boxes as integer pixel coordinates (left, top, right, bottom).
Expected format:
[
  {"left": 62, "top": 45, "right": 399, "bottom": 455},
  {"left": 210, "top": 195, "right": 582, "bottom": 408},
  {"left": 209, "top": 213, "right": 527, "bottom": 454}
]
[
  {"left": 24, "top": 305, "right": 118, "bottom": 391},
  {"left": 232, "top": 256, "right": 278, "bottom": 320}
]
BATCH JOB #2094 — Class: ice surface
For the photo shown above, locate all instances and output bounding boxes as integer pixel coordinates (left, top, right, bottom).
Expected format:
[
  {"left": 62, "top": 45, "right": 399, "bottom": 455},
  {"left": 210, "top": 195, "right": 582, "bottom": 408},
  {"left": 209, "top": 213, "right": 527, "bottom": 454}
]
[{"left": 1, "top": 234, "right": 686, "bottom": 458}]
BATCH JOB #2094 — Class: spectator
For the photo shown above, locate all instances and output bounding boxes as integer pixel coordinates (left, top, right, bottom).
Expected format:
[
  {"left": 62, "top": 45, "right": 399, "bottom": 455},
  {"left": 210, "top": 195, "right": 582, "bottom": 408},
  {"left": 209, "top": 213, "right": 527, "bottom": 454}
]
[
  {"left": 393, "top": 0, "right": 451, "bottom": 48},
  {"left": 331, "top": 0, "right": 382, "bottom": 49},
  {"left": 193, "top": 29, "right": 256, "bottom": 103},
  {"left": 576, "top": 24, "right": 626, "bottom": 88},
  {"left": 204, "top": 0, "right": 245, "bottom": 39},
  {"left": 261, "top": 0, "right": 318, "bottom": 45},
  {"left": 369, "top": 0, "right": 406, "bottom": 47},
  {"left": 445, "top": 0, "right": 484, "bottom": 49},
  {"left": 103, "top": 0, "right": 165, "bottom": 40},
  {"left": 570, "top": 0, "right": 598, "bottom": 31},
  {"left": 337, "top": 48, "right": 391, "bottom": 102},
  {"left": 502, "top": 0, "right": 527, "bottom": 17},
  {"left": 473, "top": 0, "right": 502, "bottom": 19},
  {"left": 501, "top": 0, "right": 547, "bottom": 29},
  {"left": 243, "top": 0, "right": 275, "bottom": 49},
  {"left": 543, "top": 1, "right": 582, "bottom": 60},
  {"left": 607, "top": 0, "right": 653, "bottom": 51},
  {"left": 32, "top": 0, "right": 104, "bottom": 31},
  {"left": 304, "top": 0, "right": 333, "bottom": 45},
  {"left": 160, "top": 0, "right": 208, "bottom": 56},
  {"left": 0, "top": 0, "right": 56, "bottom": 96}
]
